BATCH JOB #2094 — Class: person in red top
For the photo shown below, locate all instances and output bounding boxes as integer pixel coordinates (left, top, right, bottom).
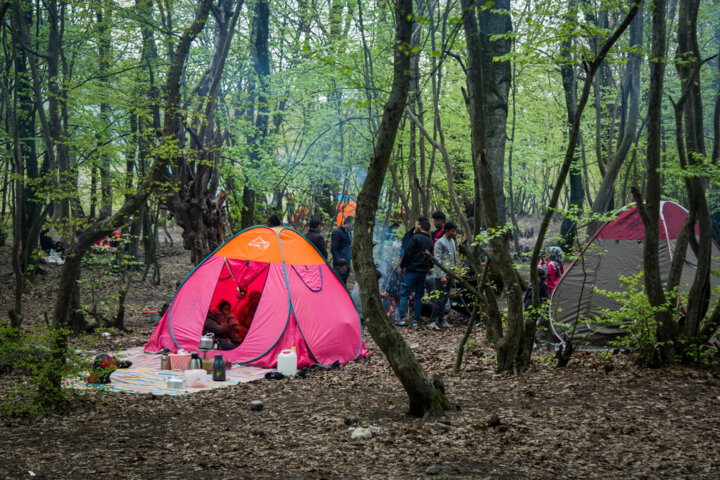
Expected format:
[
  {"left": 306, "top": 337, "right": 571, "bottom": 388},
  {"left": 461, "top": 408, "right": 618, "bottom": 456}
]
[
  {"left": 542, "top": 246, "right": 564, "bottom": 294},
  {"left": 431, "top": 211, "right": 446, "bottom": 244}
]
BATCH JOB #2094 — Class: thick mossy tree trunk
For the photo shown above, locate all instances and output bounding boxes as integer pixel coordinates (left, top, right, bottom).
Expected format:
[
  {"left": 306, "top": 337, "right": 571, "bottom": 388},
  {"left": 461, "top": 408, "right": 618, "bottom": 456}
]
[
  {"left": 353, "top": 0, "right": 449, "bottom": 418},
  {"left": 165, "top": 0, "right": 242, "bottom": 263}
]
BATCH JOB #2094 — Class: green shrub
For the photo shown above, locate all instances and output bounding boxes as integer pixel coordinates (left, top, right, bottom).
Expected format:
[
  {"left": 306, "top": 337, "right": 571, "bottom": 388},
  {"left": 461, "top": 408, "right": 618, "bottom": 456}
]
[
  {"left": 0, "top": 322, "right": 32, "bottom": 374},
  {"left": 594, "top": 273, "right": 676, "bottom": 366},
  {"left": 1, "top": 323, "right": 89, "bottom": 416}
]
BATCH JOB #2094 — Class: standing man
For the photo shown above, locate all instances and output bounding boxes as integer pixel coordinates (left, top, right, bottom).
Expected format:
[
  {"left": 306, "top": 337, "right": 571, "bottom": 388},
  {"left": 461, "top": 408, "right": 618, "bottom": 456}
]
[
  {"left": 428, "top": 222, "right": 457, "bottom": 330},
  {"left": 397, "top": 218, "right": 434, "bottom": 327},
  {"left": 400, "top": 216, "right": 427, "bottom": 257},
  {"left": 306, "top": 218, "right": 328, "bottom": 258},
  {"left": 331, "top": 216, "right": 354, "bottom": 283},
  {"left": 431, "top": 211, "right": 446, "bottom": 244}
]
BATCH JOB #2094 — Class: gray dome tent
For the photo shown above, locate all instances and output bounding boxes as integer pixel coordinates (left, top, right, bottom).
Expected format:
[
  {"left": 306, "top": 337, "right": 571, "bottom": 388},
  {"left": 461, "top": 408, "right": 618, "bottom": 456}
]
[{"left": 548, "top": 201, "right": 720, "bottom": 349}]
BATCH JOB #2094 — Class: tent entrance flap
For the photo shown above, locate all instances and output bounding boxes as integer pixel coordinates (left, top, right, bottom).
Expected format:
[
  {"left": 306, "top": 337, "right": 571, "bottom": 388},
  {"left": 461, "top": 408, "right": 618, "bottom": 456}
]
[{"left": 209, "top": 259, "right": 270, "bottom": 332}]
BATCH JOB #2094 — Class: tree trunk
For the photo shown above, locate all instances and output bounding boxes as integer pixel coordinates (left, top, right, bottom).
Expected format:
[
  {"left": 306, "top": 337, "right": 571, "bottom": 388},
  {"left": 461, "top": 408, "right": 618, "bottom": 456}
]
[
  {"left": 46, "top": 0, "right": 72, "bottom": 225},
  {"left": 97, "top": 3, "right": 113, "bottom": 220},
  {"left": 631, "top": 0, "right": 676, "bottom": 363},
  {"left": 674, "top": 0, "right": 712, "bottom": 344},
  {"left": 462, "top": 0, "right": 531, "bottom": 372},
  {"left": 558, "top": 0, "right": 582, "bottom": 251},
  {"left": 353, "top": 0, "right": 448, "bottom": 418},
  {"left": 164, "top": 0, "right": 243, "bottom": 261},
  {"left": 591, "top": 8, "right": 644, "bottom": 228},
  {"left": 711, "top": 39, "right": 720, "bottom": 241},
  {"left": 477, "top": 0, "right": 512, "bottom": 225},
  {"left": 410, "top": 4, "right": 429, "bottom": 215},
  {"left": 9, "top": 65, "right": 24, "bottom": 327},
  {"left": 11, "top": 0, "right": 49, "bottom": 282},
  {"left": 242, "top": 0, "right": 270, "bottom": 229}
]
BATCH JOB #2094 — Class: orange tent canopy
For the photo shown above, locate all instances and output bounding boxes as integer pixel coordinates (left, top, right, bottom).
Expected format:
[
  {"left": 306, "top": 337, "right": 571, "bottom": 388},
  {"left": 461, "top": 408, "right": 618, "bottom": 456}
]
[{"left": 215, "top": 227, "right": 325, "bottom": 265}]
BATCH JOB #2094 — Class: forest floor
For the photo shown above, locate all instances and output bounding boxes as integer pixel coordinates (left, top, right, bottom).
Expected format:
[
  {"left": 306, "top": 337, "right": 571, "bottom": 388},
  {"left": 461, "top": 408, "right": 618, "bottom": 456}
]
[{"left": 1, "top": 231, "right": 720, "bottom": 479}]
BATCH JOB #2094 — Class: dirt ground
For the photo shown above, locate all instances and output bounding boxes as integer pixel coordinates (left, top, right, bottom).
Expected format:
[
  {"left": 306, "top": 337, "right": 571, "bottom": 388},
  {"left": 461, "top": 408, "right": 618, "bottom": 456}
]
[{"left": 1, "top": 233, "right": 720, "bottom": 479}]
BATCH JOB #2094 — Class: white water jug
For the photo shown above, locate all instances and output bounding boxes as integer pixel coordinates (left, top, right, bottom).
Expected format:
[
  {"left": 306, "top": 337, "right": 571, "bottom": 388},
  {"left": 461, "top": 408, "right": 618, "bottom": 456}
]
[{"left": 277, "top": 347, "right": 297, "bottom": 376}]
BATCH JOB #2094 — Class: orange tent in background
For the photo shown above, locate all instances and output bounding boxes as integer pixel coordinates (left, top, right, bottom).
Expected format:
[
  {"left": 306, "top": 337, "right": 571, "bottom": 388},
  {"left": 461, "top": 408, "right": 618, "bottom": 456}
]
[{"left": 335, "top": 199, "right": 356, "bottom": 227}]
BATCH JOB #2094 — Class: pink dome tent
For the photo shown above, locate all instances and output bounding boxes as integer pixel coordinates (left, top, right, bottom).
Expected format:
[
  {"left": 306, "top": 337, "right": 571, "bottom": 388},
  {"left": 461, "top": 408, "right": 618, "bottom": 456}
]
[{"left": 145, "top": 226, "right": 368, "bottom": 368}]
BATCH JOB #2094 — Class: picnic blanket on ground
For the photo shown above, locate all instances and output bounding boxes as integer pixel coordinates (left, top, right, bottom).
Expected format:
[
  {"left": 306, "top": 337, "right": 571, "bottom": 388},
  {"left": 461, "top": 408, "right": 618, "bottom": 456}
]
[{"left": 63, "top": 347, "right": 273, "bottom": 396}]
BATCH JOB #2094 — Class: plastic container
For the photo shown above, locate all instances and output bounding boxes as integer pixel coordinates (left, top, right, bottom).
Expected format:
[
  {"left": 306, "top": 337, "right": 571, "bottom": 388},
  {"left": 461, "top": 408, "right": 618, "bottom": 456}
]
[
  {"left": 165, "top": 376, "right": 184, "bottom": 389},
  {"left": 277, "top": 347, "right": 297, "bottom": 376},
  {"left": 183, "top": 369, "right": 208, "bottom": 388}
]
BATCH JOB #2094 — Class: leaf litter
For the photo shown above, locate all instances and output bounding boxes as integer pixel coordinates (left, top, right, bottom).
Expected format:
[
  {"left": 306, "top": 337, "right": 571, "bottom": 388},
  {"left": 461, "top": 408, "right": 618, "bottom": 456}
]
[{"left": 0, "top": 239, "right": 719, "bottom": 478}]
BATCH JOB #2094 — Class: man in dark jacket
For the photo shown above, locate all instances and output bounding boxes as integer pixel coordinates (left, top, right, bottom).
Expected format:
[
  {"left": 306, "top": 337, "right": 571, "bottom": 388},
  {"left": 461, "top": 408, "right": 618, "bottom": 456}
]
[
  {"left": 331, "top": 216, "right": 354, "bottom": 282},
  {"left": 306, "top": 218, "right": 328, "bottom": 258},
  {"left": 400, "top": 216, "right": 427, "bottom": 257},
  {"left": 397, "top": 219, "right": 434, "bottom": 327}
]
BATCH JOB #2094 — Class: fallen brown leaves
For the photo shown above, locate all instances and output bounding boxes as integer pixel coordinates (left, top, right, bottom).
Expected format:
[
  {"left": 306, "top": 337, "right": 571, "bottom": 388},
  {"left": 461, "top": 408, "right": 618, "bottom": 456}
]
[{"left": 1, "top": 240, "right": 719, "bottom": 479}]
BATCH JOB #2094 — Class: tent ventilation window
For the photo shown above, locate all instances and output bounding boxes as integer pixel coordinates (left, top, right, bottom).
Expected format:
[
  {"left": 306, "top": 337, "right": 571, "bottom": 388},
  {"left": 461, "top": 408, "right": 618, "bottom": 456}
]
[{"left": 293, "top": 265, "right": 323, "bottom": 292}]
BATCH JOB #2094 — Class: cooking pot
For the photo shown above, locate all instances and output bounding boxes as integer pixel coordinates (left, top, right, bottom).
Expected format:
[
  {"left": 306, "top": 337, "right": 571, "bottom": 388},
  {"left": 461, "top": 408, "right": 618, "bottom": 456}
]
[
  {"left": 199, "top": 333, "right": 214, "bottom": 350},
  {"left": 165, "top": 376, "right": 184, "bottom": 389}
]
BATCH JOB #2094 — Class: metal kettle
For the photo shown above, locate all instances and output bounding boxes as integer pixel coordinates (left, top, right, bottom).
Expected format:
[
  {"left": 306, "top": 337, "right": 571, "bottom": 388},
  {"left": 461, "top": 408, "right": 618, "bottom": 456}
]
[
  {"left": 199, "top": 333, "right": 214, "bottom": 350},
  {"left": 165, "top": 376, "right": 184, "bottom": 389}
]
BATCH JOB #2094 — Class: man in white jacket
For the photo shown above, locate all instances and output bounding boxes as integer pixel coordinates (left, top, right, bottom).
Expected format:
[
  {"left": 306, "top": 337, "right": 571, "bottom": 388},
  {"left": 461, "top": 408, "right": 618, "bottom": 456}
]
[{"left": 428, "top": 222, "right": 457, "bottom": 330}]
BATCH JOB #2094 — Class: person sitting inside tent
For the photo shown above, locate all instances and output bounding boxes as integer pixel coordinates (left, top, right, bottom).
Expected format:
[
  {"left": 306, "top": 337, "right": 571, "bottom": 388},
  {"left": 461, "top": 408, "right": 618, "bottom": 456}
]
[
  {"left": 204, "top": 300, "right": 240, "bottom": 350},
  {"left": 232, "top": 290, "right": 262, "bottom": 343}
]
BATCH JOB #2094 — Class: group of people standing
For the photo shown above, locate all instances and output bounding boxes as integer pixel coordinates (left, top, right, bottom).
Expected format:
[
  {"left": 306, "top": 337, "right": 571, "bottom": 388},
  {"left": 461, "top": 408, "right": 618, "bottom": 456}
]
[
  {"left": 301, "top": 210, "right": 564, "bottom": 330},
  {"left": 306, "top": 210, "right": 461, "bottom": 330},
  {"left": 396, "top": 211, "right": 457, "bottom": 330}
]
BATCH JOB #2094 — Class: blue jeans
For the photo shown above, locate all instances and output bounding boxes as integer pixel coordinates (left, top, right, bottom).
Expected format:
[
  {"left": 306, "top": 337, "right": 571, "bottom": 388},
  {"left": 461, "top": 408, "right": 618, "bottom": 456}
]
[{"left": 398, "top": 271, "right": 427, "bottom": 322}]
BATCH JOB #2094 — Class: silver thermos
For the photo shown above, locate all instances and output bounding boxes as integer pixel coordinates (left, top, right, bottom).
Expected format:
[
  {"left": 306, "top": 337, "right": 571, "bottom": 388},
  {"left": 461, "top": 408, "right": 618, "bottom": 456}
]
[
  {"left": 160, "top": 349, "right": 171, "bottom": 370},
  {"left": 189, "top": 352, "right": 203, "bottom": 370}
]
